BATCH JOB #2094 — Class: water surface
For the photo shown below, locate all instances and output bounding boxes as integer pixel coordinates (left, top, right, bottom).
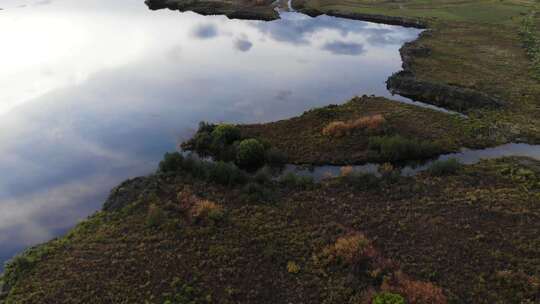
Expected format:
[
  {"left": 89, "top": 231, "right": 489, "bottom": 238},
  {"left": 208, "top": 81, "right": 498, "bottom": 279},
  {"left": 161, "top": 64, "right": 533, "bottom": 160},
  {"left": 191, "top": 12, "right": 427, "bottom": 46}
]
[{"left": 0, "top": 0, "right": 421, "bottom": 267}]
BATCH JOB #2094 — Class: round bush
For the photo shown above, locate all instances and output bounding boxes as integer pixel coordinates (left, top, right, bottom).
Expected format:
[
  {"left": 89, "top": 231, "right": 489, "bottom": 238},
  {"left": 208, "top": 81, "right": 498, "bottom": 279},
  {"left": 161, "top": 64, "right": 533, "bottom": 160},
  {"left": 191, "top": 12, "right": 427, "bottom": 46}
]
[
  {"left": 236, "top": 139, "right": 266, "bottom": 169},
  {"left": 159, "top": 152, "right": 184, "bottom": 173},
  {"left": 211, "top": 124, "right": 241, "bottom": 145}
]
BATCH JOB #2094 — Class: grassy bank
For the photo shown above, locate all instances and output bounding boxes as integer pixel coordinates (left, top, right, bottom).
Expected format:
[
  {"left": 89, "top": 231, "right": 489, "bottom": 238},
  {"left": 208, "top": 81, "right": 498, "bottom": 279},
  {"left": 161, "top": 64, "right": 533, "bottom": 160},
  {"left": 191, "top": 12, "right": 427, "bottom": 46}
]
[
  {"left": 238, "top": 96, "right": 498, "bottom": 165},
  {"left": 294, "top": 0, "right": 540, "bottom": 144},
  {"left": 1, "top": 157, "right": 539, "bottom": 303}
]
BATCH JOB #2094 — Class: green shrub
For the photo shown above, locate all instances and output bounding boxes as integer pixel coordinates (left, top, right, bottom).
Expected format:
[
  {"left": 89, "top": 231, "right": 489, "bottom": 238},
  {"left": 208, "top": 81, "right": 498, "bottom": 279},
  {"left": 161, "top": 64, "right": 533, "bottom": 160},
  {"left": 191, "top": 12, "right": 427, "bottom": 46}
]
[
  {"left": 368, "top": 135, "right": 439, "bottom": 162},
  {"left": 254, "top": 166, "right": 272, "bottom": 185},
  {"left": 265, "top": 147, "right": 287, "bottom": 166},
  {"left": 428, "top": 158, "right": 461, "bottom": 176},
  {"left": 372, "top": 292, "right": 406, "bottom": 304},
  {"left": 197, "top": 121, "right": 215, "bottom": 134},
  {"left": 236, "top": 139, "right": 266, "bottom": 169},
  {"left": 191, "top": 131, "right": 214, "bottom": 156},
  {"left": 208, "top": 161, "right": 247, "bottom": 186},
  {"left": 157, "top": 152, "right": 251, "bottom": 186},
  {"left": 279, "top": 172, "right": 298, "bottom": 187},
  {"left": 279, "top": 172, "right": 314, "bottom": 190},
  {"left": 164, "top": 278, "right": 208, "bottom": 304},
  {"left": 242, "top": 182, "right": 274, "bottom": 202},
  {"left": 207, "top": 208, "right": 225, "bottom": 222},
  {"left": 216, "top": 142, "right": 238, "bottom": 163},
  {"left": 208, "top": 161, "right": 234, "bottom": 185},
  {"left": 296, "top": 175, "right": 315, "bottom": 189},
  {"left": 180, "top": 155, "right": 210, "bottom": 180},
  {"left": 211, "top": 123, "right": 241, "bottom": 145},
  {"left": 182, "top": 121, "right": 287, "bottom": 169},
  {"left": 159, "top": 152, "right": 184, "bottom": 173},
  {"left": 146, "top": 204, "right": 165, "bottom": 228}
]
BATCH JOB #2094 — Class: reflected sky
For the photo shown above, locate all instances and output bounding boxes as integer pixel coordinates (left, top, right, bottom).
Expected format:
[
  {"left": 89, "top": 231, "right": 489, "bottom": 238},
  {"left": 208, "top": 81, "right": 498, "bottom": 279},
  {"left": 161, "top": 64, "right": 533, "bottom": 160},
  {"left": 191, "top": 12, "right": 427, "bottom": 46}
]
[{"left": 0, "top": 0, "right": 420, "bottom": 268}]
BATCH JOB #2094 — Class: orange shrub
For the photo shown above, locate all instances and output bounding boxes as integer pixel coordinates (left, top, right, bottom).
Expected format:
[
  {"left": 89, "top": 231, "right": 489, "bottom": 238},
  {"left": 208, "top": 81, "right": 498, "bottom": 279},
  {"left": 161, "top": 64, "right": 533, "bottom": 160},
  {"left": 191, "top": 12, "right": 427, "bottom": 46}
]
[
  {"left": 381, "top": 272, "right": 447, "bottom": 304},
  {"left": 177, "top": 187, "right": 199, "bottom": 211},
  {"left": 322, "top": 121, "right": 349, "bottom": 137},
  {"left": 323, "top": 232, "right": 376, "bottom": 265},
  {"left": 322, "top": 114, "right": 386, "bottom": 138},
  {"left": 191, "top": 199, "right": 222, "bottom": 219},
  {"left": 340, "top": 165, "right": 354, "bottom": 177}
]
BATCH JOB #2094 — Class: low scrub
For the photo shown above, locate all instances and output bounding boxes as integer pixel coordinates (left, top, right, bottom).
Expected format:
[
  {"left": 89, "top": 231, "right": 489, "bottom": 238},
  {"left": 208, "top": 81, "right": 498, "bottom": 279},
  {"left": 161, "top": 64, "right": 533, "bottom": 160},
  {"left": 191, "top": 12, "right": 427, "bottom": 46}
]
[
  {"left": 372, "top": 292, "right": 406, "bottom": 304},
  {"left": 241, "top": 182, "right": 275, "bottom": 203},
  {"left": 380, "top": 272, "right": 447, "bottom": 304},
  {"left": 146, "top": 204, "right": 165, "bottom": 228},
  {"left": 428, "top": 158, "right": 461, "bottom": 176},
  {"left": 279, "top": 172, "right": 314, "bottom": 190},
  {"left": 322, "top": 114, "right": 386, "bottom": 138},
  {"left": 520, "top": 12, "right": 540, "bottom": 79},
  {"left": 343, "top": 171, "right": 381, "bottom": 190},
  {"left": 1, "top": 235, "right": 73, "bottom": 297},
  {"left": 368, "top": 135, "right": 440, "bottom": 162}
]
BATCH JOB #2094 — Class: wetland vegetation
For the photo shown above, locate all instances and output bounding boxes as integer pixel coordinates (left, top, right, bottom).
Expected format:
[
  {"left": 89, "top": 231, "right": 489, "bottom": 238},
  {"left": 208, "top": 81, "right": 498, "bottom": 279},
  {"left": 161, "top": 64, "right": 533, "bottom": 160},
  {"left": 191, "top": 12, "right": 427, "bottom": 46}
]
[{"left": 2, "top": 0, "right": 540, "bottom": 303}]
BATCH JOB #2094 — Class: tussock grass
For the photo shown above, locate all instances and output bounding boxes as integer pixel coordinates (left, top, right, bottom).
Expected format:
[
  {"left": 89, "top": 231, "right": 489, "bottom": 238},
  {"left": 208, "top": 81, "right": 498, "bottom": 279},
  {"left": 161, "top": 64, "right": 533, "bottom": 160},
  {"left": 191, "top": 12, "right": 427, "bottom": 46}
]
[{"left": 322, "top": 114, "right": 386, "bottom": 138}]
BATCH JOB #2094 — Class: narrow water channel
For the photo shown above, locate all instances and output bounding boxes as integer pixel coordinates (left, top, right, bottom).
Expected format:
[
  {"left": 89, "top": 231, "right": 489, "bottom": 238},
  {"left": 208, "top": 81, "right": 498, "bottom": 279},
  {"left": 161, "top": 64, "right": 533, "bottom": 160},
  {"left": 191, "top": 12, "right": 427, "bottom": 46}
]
[{"left": 284, "top": 143, "right": 540, "bottom": 180}]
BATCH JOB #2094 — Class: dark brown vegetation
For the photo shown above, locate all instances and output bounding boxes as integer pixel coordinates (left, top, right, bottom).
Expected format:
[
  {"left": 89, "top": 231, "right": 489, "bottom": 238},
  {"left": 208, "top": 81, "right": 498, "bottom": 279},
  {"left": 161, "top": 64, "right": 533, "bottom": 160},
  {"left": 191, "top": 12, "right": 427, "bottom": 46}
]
[{"left": 2, "top": 157, "right": 540, "bottom": 303}]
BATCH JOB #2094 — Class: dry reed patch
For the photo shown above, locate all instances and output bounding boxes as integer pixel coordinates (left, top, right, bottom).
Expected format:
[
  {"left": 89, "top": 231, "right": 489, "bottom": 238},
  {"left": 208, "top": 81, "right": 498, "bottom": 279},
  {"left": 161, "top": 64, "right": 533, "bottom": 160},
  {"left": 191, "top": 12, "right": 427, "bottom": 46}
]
[
  {"left": 322, "top": 114, "right": 386, "bottom": 138},
  {"left": 191, "top": 199, "right": 223, "bottom": 219}
]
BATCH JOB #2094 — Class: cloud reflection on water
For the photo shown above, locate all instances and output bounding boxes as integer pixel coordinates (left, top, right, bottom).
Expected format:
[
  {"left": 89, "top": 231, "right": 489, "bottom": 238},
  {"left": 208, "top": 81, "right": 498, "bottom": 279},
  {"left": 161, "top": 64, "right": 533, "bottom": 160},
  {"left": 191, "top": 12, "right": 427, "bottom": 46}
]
[{"left": 322, "top": 41, "right": 365, "bottom": 55}]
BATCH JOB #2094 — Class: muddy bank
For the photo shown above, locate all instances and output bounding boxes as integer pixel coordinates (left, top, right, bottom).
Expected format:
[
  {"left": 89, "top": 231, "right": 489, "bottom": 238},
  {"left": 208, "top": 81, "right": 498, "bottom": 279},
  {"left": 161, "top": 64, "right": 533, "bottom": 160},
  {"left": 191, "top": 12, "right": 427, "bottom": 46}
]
[{"left": 145, "top": 0, "right": 279, "bottom": 20}]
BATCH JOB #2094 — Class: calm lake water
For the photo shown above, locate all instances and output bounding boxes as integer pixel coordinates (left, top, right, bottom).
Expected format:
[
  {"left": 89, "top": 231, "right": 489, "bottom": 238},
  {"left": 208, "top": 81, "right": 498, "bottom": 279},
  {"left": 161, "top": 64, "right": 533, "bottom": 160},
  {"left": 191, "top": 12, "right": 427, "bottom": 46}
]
[{"left": 0, "top": 0, "right": 422, "bottom": 268}]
